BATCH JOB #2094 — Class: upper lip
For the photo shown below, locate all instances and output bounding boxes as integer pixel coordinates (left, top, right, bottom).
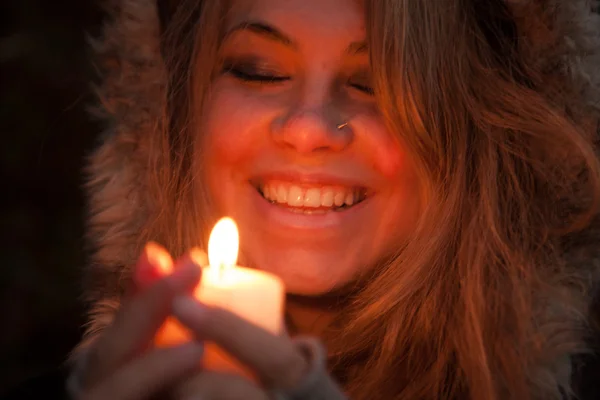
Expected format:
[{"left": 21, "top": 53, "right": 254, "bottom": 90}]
[{"left": 249, "top": 170, "right": 372, "bottom": 191}]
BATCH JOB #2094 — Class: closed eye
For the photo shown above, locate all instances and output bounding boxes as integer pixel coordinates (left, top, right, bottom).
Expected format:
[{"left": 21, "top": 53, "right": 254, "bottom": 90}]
[
  {"left": 223, "top": 62, "right": 290, "bottom": 84},
  {"left": 349, "top": 82, "right": 374, "bottom": 95},
  {"left": 348, "top": 70, "right": 374, "bottom": 96}
]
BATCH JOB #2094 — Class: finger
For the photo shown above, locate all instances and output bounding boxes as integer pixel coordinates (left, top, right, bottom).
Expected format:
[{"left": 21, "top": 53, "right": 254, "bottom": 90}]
[
  {"left": 84, "top": 250, "right": 202, "bottom": 387},
  {"left": 188, "top": 247, "right": 208, "bottom": 268},
  {"left": 134, "top": 246, "right": 208, "bottom": 292},
  {"left": 173, "top": 297, "right": 307, "bottom": 389},
  {"left": 132, "top": 242, "right": 174, "bottom": 292},
  {"left": 83, "top": 342, "right": 204, "bottom": 400},
  {"left": 174, "top": 371, "right": 268, "bottom": 400}
]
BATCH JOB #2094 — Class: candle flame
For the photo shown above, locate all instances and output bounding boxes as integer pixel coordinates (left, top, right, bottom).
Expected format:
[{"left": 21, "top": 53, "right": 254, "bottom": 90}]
[{"left": 208, "top": 217, "right": 239, "bottom": 270}]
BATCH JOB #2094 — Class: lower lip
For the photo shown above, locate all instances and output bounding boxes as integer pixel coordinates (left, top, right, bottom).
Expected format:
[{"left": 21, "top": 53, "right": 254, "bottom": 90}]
[{"left": 248, "top": 186, "right": 370, "bottom": 230}]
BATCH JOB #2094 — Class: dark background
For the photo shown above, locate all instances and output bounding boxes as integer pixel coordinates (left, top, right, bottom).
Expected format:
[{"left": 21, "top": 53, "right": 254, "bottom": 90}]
[{"left": 0, "top": 0, "right": 105, "bottom": 394}]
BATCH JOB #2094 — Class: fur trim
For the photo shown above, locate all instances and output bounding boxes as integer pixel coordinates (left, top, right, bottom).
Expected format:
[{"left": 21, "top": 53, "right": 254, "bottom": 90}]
[
  {"left": 77, "top": 0, "right": 600, "bottom": 397},
  {"left": 72, "top": 0, "right": 166, "bottom": 358},
  {"left": 508, "top": 0, "right": 600, "bottom": 111}
]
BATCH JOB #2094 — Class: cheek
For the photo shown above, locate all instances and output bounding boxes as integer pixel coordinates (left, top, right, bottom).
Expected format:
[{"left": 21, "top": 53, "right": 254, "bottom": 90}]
[
  {"left": 374, "top": 136, "right": 409, "bottom": 179},
  {"left": 199, "top": 83, "right": 282, "bottom": 216},
  {"left": 357, "top": 114, "right": 422, "bottom": 237},
  {"left": 199, "top": 86, "right": 252, "bottom": 214},
  {"left": 354, "top": 112, "right": 413, "bottom": 181},
  {"left": 202, "top": 85, "right": 263, "bottom": 164}
]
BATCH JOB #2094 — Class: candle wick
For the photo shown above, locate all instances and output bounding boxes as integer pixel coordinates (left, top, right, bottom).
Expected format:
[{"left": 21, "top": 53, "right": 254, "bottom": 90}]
[{"left": 218, "top": 262, "right": 226, "bottom": 281}]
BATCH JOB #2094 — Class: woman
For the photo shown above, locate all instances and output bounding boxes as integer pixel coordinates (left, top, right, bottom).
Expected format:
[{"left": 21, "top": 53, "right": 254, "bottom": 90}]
[{"left": 62, "top": 0, "right": 600, "bottom": 398}]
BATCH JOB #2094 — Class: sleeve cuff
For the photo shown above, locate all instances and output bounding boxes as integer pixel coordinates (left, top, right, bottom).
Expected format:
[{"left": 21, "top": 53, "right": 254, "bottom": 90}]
[{"left": 270, "top": 336, "right": 348, "bottom": 400}]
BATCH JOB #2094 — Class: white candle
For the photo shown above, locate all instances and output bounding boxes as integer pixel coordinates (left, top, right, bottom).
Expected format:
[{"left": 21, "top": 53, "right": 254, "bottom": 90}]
[{"left": 155, "top": 217, "right": 285, "bottom": 375}]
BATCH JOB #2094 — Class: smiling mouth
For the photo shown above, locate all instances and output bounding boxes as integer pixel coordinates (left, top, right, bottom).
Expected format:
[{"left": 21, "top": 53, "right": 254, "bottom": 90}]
[{"left": 253, "top": 180, "right": 368, "bottom": 214}]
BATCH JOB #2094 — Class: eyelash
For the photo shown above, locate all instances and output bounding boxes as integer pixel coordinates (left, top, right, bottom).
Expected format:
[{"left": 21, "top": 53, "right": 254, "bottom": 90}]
[
  {"left": 351, "top": 82, "right": 374, "bottom": 96},
  {"left": 223, "top": 63, "right": 374, "bottom": 95},
  {"left": 224, "top": 64, "right": 290, "bottom": 83}
]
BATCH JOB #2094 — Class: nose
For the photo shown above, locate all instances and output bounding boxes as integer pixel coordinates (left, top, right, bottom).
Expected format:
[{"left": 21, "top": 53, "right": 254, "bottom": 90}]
[{"left": 271, "top": 108, "right": 353, "bottom": 153}]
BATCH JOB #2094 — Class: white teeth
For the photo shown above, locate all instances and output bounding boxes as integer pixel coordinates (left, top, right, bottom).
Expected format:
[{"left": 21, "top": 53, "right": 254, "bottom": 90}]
[
  {"left": 276, "top": 185, "right": 287, "bottom": 203},
  {"left": 260, "top": 182, "right": 362, "bottom": 209},
  {"left": 334, "top": 191, "right": 345, "bottom": 207},
  {"left": 304, "top": 188, "right": 322, "bottom": 207},
  {"left": 344, "top": 192, "right": 354, "bottom": 206},
  {"left": 288, "top": 185, "right": 304, "bottom": 207},
  {"left": 321, "top": 189, "right": 334, "bottom": 207}
]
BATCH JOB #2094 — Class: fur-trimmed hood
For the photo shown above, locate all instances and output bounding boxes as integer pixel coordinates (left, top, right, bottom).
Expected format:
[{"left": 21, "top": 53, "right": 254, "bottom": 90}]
[{"left": 78, "top": 0, "right": 600, "bottom": 398}]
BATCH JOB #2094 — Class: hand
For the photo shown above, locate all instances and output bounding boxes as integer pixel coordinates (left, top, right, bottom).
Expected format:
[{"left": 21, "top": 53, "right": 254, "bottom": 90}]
[
  {"left": 69, "top": 244, "right": 205, "bottom": 400},
  {"left": 170, "top": 295, "right": 347, "bottom": 400}
]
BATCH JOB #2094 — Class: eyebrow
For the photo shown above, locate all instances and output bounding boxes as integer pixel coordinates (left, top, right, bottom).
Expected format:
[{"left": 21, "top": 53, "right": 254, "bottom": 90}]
[
  {"left": 225, "top": 21, "right": 368, "bottom": 54},
  {"left": 227, "top": 21, "right": 297, "bottom": 48}
]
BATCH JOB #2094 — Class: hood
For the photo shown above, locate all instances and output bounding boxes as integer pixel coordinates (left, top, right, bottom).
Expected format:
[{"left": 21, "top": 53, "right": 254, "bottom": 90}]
[{"left": 76, "top": 0, "right": 600, "bottom": 397}]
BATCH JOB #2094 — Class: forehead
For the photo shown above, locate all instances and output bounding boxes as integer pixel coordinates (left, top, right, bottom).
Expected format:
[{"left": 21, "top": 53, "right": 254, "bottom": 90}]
[{"left": 226, "top": 0, "right": 366, "bottom": 40}]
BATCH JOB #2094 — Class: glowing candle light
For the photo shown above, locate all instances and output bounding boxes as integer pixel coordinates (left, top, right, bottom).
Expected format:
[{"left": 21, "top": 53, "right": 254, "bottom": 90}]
[{"left": 155, "top": 217, "right": 285, "bottom": 375}]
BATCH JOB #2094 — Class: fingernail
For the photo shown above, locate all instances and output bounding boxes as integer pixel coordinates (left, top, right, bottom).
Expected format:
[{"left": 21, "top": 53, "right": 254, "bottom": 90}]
[
  {"left": 145, "top": 242, "right": 174, "bottom": 275},
  {"left": 172, "top": 296, "right": 208, "bottom": 321},
  {"left": 189, "top": 247, "right": 208, "bottom": 267},
  {"left": 135, "top": 243, "right": 173, "bottom": 287}
]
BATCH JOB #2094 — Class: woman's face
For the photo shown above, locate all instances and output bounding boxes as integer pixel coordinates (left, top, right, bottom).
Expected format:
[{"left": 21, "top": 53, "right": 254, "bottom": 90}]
[{"left": 199, "top": 0, "right": 420, "bottom": 295}]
